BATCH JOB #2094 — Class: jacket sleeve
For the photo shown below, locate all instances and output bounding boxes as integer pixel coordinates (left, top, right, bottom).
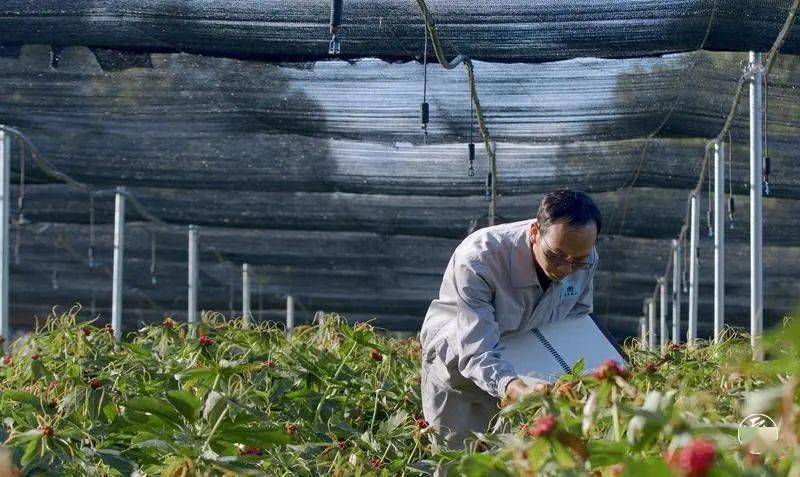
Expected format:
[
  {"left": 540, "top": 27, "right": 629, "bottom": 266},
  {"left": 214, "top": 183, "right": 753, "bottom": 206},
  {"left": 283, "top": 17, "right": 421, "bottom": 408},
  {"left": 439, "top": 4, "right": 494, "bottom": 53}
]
[
  {"left": 451, "top": 250, "right": 518, "bottom": 398},
  {"left": 564, "top": 250, "right": 598, "bottom": 320}
]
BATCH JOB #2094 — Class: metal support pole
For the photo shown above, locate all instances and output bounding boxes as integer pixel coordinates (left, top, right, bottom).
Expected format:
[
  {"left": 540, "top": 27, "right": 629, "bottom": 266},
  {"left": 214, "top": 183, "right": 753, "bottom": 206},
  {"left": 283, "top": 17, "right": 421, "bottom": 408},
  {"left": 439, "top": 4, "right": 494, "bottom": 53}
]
[
  {"left": 286, "top": 294, "right": 295, "bottom": 332},
  {"left": 749, "top": 51, "right": 764, "bottom": 361},
  {"left": 0, "top": 132, "right": 9, "bottom": 351},
  {"left": 659, "top": 277, "right": 668, "bottom": 352},
  {"left": 639, "top": 316, "right": 647, "bottom": 350},
  {"left": 242, "top": 263, "right": 251, "bottom": 327},
  {"left": 671, "top": 239, "right": 682, "bottom": 344},
  {"left": 258, "top": 285, "right": 263, "bottom": 322},
  {"left": 714, "top": 140, "right": 726, "bottom": 343},
  {"left": 111, "top": 186, "right": 126, "bottom": 342},
  {"left": 187, "top": 225, "right": 198, "bottom": 333},
  {"left": 688, "top": 193, "right": 700, "bottom": 345},
  {"left": 647, "top": 298, "right": 657, "bottom": 351}
]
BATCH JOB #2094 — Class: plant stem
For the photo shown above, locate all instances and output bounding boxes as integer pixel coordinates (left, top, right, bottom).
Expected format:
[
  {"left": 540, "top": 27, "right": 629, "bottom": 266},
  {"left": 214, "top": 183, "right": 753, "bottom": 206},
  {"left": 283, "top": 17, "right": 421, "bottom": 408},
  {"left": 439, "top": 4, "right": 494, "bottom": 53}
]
[
  {"left": 405, "top": 440, "right": 418, "bottom": 468},
  {"left": 201, "top": 405, "right": 229, "bottom": 453},
  {"left": 314, "top": 341, "right": 358, "bottom": 423},
  {"left": 611, "top": 386, "right": 621, "bottom": 441},
  {"left": 369, "top": 389, "right": 380, "bottom": 432}
]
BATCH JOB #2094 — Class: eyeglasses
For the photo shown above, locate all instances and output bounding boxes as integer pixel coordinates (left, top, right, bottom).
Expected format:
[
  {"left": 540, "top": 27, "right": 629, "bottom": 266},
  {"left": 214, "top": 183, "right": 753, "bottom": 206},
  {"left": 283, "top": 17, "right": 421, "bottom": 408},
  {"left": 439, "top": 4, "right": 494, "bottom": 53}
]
[{"left": 536, "top": 232, "right": 594, "bottom": 271}]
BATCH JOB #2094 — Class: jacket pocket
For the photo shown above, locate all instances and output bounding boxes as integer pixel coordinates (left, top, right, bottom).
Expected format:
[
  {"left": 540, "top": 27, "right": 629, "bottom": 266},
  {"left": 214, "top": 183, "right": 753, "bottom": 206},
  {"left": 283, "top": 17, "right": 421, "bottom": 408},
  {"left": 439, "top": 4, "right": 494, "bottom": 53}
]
[{"left": 425, "top": 338, "right": 462, "bottom": 392}]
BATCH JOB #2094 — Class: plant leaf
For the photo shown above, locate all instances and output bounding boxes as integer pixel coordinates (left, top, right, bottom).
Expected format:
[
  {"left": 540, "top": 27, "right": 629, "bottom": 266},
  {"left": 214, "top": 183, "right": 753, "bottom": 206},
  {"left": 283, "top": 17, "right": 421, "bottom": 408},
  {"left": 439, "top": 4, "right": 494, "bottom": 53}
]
[{"left": 166, "top": 390, "right": 201, "bottom": 423}]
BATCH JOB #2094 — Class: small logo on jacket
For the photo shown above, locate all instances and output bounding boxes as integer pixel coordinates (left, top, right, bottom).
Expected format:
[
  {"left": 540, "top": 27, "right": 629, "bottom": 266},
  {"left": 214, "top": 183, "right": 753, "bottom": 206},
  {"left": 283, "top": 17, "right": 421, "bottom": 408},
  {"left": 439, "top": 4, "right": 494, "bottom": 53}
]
[{"left": 561, "top": 280, "right": 578, "bottom": 299}]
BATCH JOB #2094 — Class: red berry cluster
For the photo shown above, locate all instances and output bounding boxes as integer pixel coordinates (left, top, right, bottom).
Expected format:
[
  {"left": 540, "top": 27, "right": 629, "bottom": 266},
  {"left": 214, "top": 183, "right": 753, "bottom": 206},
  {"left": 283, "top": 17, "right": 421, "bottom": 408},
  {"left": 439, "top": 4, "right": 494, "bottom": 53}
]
[
  {"left": 89, "top": 378, "right": 102, "bottom": 389},
  {"left": 39, "top": 425, "right": 54, "bottom": 437},
  {"left": 370, "top": 458, "right": 384, "bottom": 468},
  {"left": 162, "top": 318, "right": 175, "bottom": 330},
  {"left": 240, "top": 447, "right": 261, "bottom": 455},
  {"left": 264, "top": 359, "right": 275, "bottom": 368},
  {"left": 31, "top": 353, "right": 41, "bottom": 361},
  {"left": 663, "top": 439, "right": 716, "bottom": 477},
  {"left": 80, "top": 326, "right": 91, "bottom": 336},
  {"left": 415, "top": 418, "right": 429, "bottom": 429},
  {"left": 644, "top": 362, "right": 660, "bottom": 374},
  {"left": 2, "top": 355, "right": 11, "bottom": 366},
  {"left": 286, "top": 423, "right": 298, "bottom": 436},
  {"left": 370, "top": 349, "right": 383, "bottom": 362},
  {"left": 526, "top": 415, "right": 557, "bottom": 438},
  {"left": 668, "top": 342, "right": 686, "bottom": 352},
  {"left": 198, "top": 335, "right": 213, "bottom": 347},
  {"left": 337, "top": 440, "right": 346, "bottom": 450},
  {"left": 593, "top": 359, "right": 630, "bottom": 380}
]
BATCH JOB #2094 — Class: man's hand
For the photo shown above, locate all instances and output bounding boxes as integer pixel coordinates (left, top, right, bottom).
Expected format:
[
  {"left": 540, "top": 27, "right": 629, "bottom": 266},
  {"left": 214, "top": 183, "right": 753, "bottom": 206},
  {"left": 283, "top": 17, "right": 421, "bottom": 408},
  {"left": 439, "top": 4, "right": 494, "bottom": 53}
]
[{"left": 502, "top": 377, "right": 552, "bottom": 406}]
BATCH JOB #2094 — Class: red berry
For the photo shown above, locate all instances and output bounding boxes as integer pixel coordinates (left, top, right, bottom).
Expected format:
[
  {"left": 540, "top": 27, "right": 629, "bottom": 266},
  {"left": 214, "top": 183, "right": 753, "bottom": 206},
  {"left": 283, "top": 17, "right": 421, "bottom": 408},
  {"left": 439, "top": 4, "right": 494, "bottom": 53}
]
[
  {"left": 415, "top": 418, "right": 429, "bottom": 429},
  {"left": 664, "top": 439, "right": 716, "bottom": 477},
  {"left": 337, "top": 440, "right": 346, "bottom": 450},
  {"left": 264, "top": 359, "right": 275, "bottom": 368},
  {"left": 80, "top": 326, "right": 91, "bottom": 336},
  {"left": 198, "top": 335, "right": 213, "bottom": 347},
  {"left": 669, "top": 342, "right": 686, "bottom": 352},
  {"left": 609, "top": 463, "right": 624, "bottom": 476},
  {"left": 644, "top": 362, "right": 659, "bottom": 374},
  {"left": 370, "top": 458, "right": 384, "bottom": 468},
  {"left": 286, "top": 423, "right": 298, "bottom": 436},
  {"left": 526, "top": 415, "right": 557, "bottom": 438},
  {"left": 31, "top": 353, "right": 41, "bottom": 361},
  {"left": 39, "top": 425, "right": 54, "bottom": 437},
  {"left": 2, "top": 355, "right": 11, "bottom": 366},
  {"left": 240, "top": 447, "right": 261, "bottom": 455},
  {"left": 594, "top": 359, "right": 629, "bottom": 380},
  {"left": 89, "top": 378, "right": 102, "bottom": 389},
  {"left": 162, "top": 318, "right": 174, "bottom": 330},
  {"left": 370, "top": 349, "right": 383, "bottom": 362}
]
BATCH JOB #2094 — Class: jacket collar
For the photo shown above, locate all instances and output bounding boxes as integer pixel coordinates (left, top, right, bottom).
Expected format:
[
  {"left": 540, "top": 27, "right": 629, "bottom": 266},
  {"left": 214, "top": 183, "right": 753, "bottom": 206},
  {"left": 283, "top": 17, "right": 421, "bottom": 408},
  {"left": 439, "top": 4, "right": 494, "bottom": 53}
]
[{"left": 509, "top": 218, "right": 542, "bottom": 288}]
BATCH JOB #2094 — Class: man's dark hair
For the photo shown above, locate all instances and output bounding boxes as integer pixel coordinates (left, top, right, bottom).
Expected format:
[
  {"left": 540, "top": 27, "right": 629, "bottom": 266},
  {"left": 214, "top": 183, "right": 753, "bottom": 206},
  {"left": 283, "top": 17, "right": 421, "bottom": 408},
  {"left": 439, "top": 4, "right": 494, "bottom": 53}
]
[{"left": 536, "top": 189, "right": 602, "bottom": 235}]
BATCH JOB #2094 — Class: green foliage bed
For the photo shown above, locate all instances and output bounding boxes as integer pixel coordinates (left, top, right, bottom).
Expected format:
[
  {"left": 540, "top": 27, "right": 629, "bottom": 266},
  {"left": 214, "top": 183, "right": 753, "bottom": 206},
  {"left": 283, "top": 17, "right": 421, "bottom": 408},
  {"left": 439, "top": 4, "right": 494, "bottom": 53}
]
[{"left": 0, "top": 307, "right": 798, "bottom": 476}]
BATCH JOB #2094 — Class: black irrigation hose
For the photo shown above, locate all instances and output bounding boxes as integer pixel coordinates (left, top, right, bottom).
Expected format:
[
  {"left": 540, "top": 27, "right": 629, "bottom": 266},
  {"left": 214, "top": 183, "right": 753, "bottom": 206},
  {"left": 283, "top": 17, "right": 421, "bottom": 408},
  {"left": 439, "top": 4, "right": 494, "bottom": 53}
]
[
  {"left": 415, "top": 0, "right": 498, "bottom": 224},
  {"left": 0, "top": 125, "right": 279, "bottom": 310},
  {"left": 648, "top": 0, "right": 800, "bottom": 305}
]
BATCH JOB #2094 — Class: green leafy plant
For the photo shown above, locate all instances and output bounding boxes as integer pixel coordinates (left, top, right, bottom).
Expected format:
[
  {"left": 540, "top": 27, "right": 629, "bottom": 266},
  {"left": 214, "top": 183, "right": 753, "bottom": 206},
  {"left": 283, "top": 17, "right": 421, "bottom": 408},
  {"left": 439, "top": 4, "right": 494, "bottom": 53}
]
[{"left": 0, "top": 306, "right": 798, "bottom": 476}]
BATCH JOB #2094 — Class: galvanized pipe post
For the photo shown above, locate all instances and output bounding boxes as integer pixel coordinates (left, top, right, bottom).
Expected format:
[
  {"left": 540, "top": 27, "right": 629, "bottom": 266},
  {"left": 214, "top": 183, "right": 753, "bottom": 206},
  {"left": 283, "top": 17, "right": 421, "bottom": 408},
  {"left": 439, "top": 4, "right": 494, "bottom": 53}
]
[
  {"left": 0, "top": 132, "right": 9, "bottom": 350},
  {"left": 647, "top": 297, "right": 657, "bottom": 351},
  {"left": 659, "top": 277, "right": 668, "bottom": 352},
  {"left": 749, "top": 51, "right": 765, "bottom": 361},
  {"left": 187, "top": 225, "right": 198, "bottom": 334},
  {"left": 242, "top": 263, "right": 251, "bottom": 327},
  {"left": 671, "top": 239, "right": 682, "bottom": 344},
  {"left": 639, "top": 316, "right": 647, "bottom": 350},
  {"left": 688, "top": 193, "right": 700, "bottom": 345},
  {"left": 714, "top": 140, "right": 726, "bottom": 343},
  {"left": 286, "top": 295, "right": 295, "bottom": 332},
  {"left": 111, "top": 186, "right": 126, "bottom": 342}
]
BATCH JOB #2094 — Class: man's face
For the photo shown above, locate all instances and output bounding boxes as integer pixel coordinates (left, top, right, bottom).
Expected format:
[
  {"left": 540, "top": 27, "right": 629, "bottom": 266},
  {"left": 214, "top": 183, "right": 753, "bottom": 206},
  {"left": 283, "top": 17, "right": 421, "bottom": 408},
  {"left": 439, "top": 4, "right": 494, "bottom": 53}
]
[{"left": 530, "top": 220, "right": 597, "bottom": 283}]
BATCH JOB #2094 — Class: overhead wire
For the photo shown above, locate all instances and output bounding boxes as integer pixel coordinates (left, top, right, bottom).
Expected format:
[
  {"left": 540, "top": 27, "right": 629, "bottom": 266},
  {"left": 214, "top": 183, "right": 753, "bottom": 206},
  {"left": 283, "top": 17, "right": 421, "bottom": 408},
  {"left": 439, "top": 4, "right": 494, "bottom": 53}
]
[
  {"left": 0, "top": 125, "right": 286, "bottom": 321},
  {"left": 415, "top": 0, "right": 498, "bottom": 224},
  {"left": 643, "top": 0, "right": 799, "bottom": 314}
]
